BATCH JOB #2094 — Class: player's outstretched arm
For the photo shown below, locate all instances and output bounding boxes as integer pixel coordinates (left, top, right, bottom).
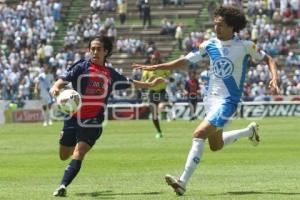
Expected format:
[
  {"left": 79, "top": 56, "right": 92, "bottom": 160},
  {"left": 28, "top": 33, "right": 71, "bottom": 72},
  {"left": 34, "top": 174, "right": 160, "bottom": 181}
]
[
  {"left": 132, "top": 57, "right": 188, "bottom": 71},
  {"left": 132, "top": 77, "right": 165, "bottom": 89},
  {"left": 49, "top": 78, "right": 67, "bottom": 97},
  {"left": 264, "top": 54, "right": 280, "bottom": 95}
]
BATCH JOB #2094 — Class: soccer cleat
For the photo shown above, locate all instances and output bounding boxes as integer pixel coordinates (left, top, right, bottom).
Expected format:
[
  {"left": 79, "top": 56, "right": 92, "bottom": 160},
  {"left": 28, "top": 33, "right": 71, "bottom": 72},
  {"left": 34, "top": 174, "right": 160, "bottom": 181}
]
[
  {"left": 155, "top": 132, "right": 163, "bottom": 139},
  {"left": 53, "top": 185, "right": 67, "bottom": 197},
  {"left": 165, "top": 174, "right": 186, "bottom": 196},
  {"left": 48, "top": 120, "right": 53, "bottom": 125},
  {"left": 189, "top": 116, "right": 197, "bottom": 121},
  {"left": 248, "top": 122, "right": 260, "bottom": 146},
  {"left": 43, "top": 121, "right": 48, "bottom": 127}
]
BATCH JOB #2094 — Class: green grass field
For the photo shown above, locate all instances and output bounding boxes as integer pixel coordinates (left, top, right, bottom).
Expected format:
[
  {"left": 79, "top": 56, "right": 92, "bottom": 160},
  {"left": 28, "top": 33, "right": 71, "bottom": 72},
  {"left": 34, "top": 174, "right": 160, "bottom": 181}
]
[{"left": 0, "top": 117, "right": 300, "bottom": 200}]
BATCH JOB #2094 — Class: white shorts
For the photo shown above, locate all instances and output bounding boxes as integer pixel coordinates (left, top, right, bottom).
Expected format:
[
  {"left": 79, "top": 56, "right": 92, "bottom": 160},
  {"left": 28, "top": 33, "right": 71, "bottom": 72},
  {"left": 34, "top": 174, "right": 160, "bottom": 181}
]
[
  {"left": 204, "top": 97, "right": 238, "bottom": 128},
  {"left": 40, "top": 93, "right": 54, "bottom": 105}
]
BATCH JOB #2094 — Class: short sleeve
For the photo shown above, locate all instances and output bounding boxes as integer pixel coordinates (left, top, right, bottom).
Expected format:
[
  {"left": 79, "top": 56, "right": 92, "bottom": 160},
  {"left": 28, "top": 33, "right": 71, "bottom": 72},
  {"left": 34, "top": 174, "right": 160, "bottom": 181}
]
[
  {"left": 59, "top": 59, "right": 85, "bottom": 82},
  {"left": 245, "top": 41, "right": 266, "bottom": 61},
  {"left": 185, "top": 42, "right": 207, "bottom": 63},
  {"left": 38, "top": 74, "right": 43, "bottom": 82},
  {"left": 109, "top": 68, "right": 133, "bottom": 90}
]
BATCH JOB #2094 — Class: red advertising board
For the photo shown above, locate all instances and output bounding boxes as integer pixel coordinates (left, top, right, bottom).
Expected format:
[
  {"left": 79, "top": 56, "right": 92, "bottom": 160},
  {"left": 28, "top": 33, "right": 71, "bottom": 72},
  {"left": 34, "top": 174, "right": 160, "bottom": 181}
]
[{"left": 12, "top": 109, "right": 43, "bottom": 122}]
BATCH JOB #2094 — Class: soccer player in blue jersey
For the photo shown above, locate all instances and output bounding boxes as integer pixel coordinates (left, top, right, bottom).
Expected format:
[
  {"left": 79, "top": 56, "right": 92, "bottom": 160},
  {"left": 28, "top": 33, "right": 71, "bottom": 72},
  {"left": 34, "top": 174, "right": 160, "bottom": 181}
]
[
  {"left": 133, "top": 6, "right": 280, "bottom": 195},
  {"left": 50, "top": 35, "right": 163, "bottom": 197}
]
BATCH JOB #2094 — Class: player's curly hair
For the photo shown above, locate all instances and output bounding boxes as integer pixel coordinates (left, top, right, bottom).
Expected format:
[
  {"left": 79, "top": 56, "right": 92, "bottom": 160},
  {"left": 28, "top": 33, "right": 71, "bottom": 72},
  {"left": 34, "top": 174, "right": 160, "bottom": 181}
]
[
  {"left": 88, "top": 35, "right": 113, "bottom": 62},
  {"left": 214, "top": 6, "right": 247, "bottom": 33}
]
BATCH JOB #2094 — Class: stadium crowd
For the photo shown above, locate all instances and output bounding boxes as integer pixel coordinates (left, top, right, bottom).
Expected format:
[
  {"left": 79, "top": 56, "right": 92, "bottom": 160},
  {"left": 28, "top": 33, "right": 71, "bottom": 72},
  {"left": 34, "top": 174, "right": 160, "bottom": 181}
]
[
  {"left": 90, "top": 0, "right": 116, "bottom": 13},
  {"left": 0, "top": 0, "right": 61, "bottom": 101},
  {"left": 0, "top": 0, "right": 300, "bottom": 103}
]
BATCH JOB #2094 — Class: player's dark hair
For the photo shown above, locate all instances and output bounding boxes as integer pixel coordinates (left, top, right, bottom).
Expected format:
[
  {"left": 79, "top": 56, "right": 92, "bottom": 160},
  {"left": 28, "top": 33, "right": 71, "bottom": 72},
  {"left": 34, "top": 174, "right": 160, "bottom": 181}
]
[
  {"left": 214, "top": 6, "right": 247, "bottom": 33},
  {"left": 88, "top": 35, "right": 113, "bottom": 63}
]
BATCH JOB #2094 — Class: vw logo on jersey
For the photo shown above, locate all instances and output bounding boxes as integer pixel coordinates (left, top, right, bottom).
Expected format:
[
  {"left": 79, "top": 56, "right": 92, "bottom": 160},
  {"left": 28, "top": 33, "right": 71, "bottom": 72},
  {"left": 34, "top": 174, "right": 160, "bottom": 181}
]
[{"left": 213, "top": 57, "right": 234, "bottom": 79}]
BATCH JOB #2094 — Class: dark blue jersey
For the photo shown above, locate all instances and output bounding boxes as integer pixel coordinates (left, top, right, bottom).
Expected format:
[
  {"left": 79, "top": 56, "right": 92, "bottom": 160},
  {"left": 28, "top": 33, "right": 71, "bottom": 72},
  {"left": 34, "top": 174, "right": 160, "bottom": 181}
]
[{"left": 60, "top": 59, "right": 132, "bottom": 119}]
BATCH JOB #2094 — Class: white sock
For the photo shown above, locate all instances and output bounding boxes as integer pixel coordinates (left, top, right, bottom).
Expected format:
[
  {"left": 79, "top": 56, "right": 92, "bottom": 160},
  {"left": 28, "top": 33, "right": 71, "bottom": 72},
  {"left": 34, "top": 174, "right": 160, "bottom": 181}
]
[
  {"left": 42, "top": 109, "right": 47, "bottom": 123},
  {"left": 45, "top": 109, "right": 50, "bottom": 123},
  {"left": 222, "top": 126, "right": 252, "bottom": 146},
  {"left": 171, "top": 106, "right": 176, "bottom": 119},
  {"left": 48, "top": 108, "right": 52, "bottom": 122},
  {"left": 179, "top": 138, "right": 205, "bottom": 185}
]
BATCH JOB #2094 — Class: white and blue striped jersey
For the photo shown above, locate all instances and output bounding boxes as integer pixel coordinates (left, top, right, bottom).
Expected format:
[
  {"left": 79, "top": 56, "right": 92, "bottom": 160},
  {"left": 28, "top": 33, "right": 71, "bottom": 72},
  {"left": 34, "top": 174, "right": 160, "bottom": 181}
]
[{"left": 185, "top": 37, "right": 266, "bottom": 103}]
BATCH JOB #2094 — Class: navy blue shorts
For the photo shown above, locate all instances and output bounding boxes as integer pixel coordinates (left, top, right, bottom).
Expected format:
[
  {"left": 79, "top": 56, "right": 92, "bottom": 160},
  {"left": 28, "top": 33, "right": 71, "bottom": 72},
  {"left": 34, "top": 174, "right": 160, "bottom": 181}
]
[
  {"left": 188, "top": 95, "right": 198, "bottom": 106},
  {"left": 60, "top": 116, "right": 103, "bottom": 147}
]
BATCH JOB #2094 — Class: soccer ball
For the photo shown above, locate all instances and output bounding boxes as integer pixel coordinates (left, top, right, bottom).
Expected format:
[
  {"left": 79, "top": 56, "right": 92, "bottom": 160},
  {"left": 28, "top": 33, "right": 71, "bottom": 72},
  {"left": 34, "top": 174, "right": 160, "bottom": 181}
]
[{"left": 56, "top": 89, "right": 82, "bottom": 114}]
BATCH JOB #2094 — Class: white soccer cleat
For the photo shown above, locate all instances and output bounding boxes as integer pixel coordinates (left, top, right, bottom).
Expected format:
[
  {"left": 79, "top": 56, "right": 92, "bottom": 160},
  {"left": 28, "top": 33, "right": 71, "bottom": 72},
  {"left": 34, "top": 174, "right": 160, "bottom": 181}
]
[
  {"left": 43, "top": 121, "right": 48, "bottom": 127},
  {"left": 53, "top": 185, "right": 67, "bottom": 197},
  {"left": 48, "top": 120, "right": 53, "bottom": 126},
  {"left": 248, "top": 122, "right": 260, "bottom": 146},
  {"left": 165, "top": 174, "right": 186, "bottom": 196}
]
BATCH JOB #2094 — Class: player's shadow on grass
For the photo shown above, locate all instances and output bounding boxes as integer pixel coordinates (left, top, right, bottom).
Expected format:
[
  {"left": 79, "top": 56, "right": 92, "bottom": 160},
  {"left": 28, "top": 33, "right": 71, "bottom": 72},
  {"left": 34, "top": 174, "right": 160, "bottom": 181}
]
[
  {"left": 76, "top": 190, "right": 163, "bottom": 198},
  {"left": 209, "top": 191, "right": 300, "bottom": 196}
]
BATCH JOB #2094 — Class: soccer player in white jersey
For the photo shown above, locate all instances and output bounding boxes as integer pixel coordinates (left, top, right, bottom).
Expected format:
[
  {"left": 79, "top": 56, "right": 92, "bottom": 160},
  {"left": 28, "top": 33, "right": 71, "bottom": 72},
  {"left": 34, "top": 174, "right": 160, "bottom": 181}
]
[
  {"left": 34, "top": 64, "right": 54, "bottom": 126},
  {"left": 133, "top": 6, "right": 280, "bottom": 195}
]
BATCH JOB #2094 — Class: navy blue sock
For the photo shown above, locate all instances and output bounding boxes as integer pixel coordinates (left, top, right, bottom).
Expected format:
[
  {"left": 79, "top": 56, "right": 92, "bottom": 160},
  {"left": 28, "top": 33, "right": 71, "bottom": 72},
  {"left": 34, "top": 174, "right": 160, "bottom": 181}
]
[
  {"left": 152, "top": 119, "right": 162, "bottom": 133},
  {"left": 61, "top": 159, "right": 82, "bottom": 187}
]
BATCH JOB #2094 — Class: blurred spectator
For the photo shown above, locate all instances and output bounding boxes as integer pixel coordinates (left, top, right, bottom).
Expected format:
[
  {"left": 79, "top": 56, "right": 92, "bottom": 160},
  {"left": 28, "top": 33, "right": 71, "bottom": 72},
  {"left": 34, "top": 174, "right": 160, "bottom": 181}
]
[
  {"left": 141, "top": 0, "right": 152, "bottom": 28},
  {"left": 208, "top": 1, "right": 217, "bottom": 20},
  {"left": 90, "top": 0, "right": 115, "bottom": 13},
  {"left": 290, "top": 0, "right": 299, "bottom": 18},
  {"left": 282, "top": 3, "right": 294, "bottom": 24},
  {"left": 52, "top": 0, "right": 62, "bottom": 21},
  {"left": 272, "top": 9, "right": 282, "bottom": 23},
  {"left": 145, "top": 39, "right": 156, "bottom": 56},
  {"left": 161, "top": 0, "right": 169, "bottom": 8},
  {"left": 286, "top": 81, "right": 298, "bottom": 95},
  {"left": 280, "top": 0, "right": 288, "bottom": 16},
  {"left": 160, "top": 18, "right": 176, "bottom": 36},
  {"left": 105, "top": 0, "right": 116, "bottom": 12},
  {"left": 175, "top": 23, "right": 183, "bottom": 50},
  {"left": 136, "top": 0, "right": 143, "bottom": 19},
  {"left": 90, "top": 0, "right": 101, "bottom": 12},
  {"left": 293, "top": 70, "right": 300, "bottom": 83},
  {"left": 63, "top": 14, "right": 116, "bottom": 47},
  {"left": 117, "top": 0, "right": 127, "bottom": 25},
  {"left": 174, "top": 0, "right": 184, "bottom": 7},
  {"left": 267, "top": 0, "right": 276, "bottom": 18},
  {"left": 18, "top": 70, "right": 31, "bottom": 100},
  {"left": 183, "top": 34, "right": 194, "bottom": 53},
  {"left": 107, "top": 24, "right": 117, "bottom": 42},
  {"left": 286, "top": 52, "right": 300, "bottom": 68},
  {"left": 116, "top": 37, "right": 145, "bottom": 55}
]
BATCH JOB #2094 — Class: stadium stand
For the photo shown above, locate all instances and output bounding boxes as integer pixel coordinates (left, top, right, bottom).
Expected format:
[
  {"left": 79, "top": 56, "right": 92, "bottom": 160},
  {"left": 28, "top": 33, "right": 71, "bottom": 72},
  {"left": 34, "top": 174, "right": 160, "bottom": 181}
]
[
  {"left": 0, "top": 0, "right": 299, "bottom": 102},
  {"left": 0, "top": 0, "right": 66, "bottom": 100}
]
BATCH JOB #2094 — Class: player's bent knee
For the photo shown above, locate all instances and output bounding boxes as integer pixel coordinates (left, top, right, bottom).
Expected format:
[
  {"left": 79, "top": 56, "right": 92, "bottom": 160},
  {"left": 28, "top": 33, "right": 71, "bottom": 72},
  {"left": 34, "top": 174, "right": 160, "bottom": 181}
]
[
  {"left": 59, "top": 145, "right": 74, "bottom": 160},
  {"left": 59, "top": 153, "right": 71, "bottom": 161},
  {"left": 192, "top": 129, "right": 207, "bottom": 139}
]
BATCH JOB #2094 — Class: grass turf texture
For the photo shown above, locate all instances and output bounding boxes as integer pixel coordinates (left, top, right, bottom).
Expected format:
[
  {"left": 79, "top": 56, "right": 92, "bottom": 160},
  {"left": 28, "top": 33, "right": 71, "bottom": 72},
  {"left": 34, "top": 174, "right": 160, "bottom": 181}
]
[{"left": 0, "top": 117, "right": 299, "bottom": 200}]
